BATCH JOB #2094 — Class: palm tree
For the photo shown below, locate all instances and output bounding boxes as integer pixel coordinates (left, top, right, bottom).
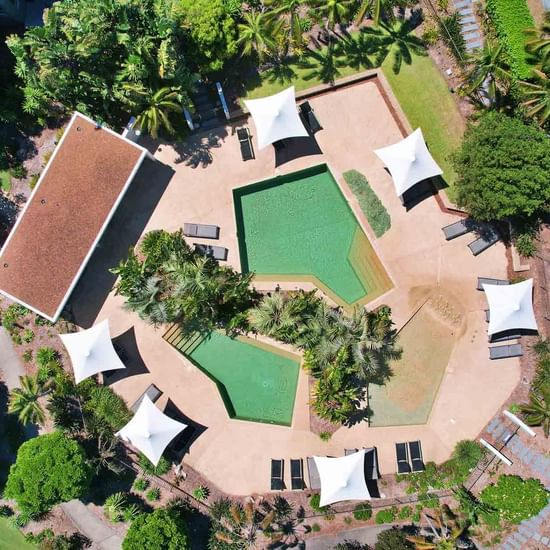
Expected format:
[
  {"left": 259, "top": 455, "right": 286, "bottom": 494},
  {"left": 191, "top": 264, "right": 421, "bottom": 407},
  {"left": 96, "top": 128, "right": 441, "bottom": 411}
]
[
  {"left": 407, "top": 508, "right": 467, "bottom": 550},
  {"left": 265, "top": 0, "right": 306, "bottom": 51},
  {"left": 307, "top": 0, "right": 356, "bottom": 30},
  {"left": 355, "top": 0, "right": 394, "bottom": 26},
  {"left": 519, "top": 388, "right": 550, "bottom": 437},
  {"left": 525, "top": 13, "right": 550, "bottom": 68},
  {"left": 520, "top": 68, "right": 550, "bottom": 128},
  {"left": 123, "top": 275, "right": 170, "bottom": 326},
  {"left": 453, "top": 487, "right": 494, "bottom": 526},
  {"left": 462, "top": 40, "right": 511, "bottom": 98},
  {"left": 237, "top": 10, "right": 282, "bottom": 62},
  {"left": 9, "top": 374, "right": 52, "bottom": 425},
  {"left": 248, "top": 292, "right": 299, "bottom": 340},
  {"left": 135, "top": 86, "right": 183, "bottom": 138},
  {"left": 362, "top": 16, "right": 426, "bottom": 74}
]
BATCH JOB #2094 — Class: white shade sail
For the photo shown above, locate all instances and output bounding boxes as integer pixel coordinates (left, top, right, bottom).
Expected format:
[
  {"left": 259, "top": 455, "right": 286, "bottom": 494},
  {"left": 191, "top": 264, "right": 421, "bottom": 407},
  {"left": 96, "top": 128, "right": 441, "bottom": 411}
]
[
  {"left": 314, "top": 450, "right": 370, "bottom": 506},
  {"left": 483, "top": 278, "right": 537, "bottom": 336},
  {"left": 59, "top": 319, "right": 126, "bottom": 384},
  {"left": 244, "top": 86, "right": 308, "bottom": 149},
  {"left": 116, "top": 395, "right": 187, "bottom": 466},
  {"left": 374, "top": 128, "right": 443, "bottom": 197}
]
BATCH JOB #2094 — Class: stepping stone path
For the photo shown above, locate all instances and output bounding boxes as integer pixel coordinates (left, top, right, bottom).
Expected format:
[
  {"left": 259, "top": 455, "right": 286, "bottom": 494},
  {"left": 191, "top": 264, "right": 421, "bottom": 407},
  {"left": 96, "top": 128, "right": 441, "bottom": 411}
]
[
  {"left": 452, "top": 0, "right": 484, "bottom": 52},
  {"left": 485, "top": 418, "right": 550, "bottom": 549}
]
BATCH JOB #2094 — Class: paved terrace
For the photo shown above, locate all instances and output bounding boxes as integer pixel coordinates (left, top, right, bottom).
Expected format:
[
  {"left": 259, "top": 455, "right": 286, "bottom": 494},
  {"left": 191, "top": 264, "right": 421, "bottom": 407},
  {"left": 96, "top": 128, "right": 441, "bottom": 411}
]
[{"left": 89, "top": 74, "right": 519, "bottom": 496}]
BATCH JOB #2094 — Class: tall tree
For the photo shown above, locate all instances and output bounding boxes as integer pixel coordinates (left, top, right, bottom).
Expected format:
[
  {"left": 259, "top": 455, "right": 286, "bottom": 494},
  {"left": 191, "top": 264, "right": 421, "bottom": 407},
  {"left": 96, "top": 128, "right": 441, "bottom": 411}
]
[
  {"left": 265, "top": 0, "right": 307, "bottom": 52},
  {"left": 134, "top": 86, "right": 183, "bottom": 138},
  {"left": 525, "top": 13, "right": 550, "bottom": 68},
  {"left": 307, "top": 0, "right": 356, "bottom": 30},
  {"left": 520, "top": 68, "right": 550, "bottom": 128},
  {"left": 519, "top": 389, "right": 550, "bottom": 437},
  {"left": 9, "top": 374, "right": 52, "bottom": 425},
  {"left": 237, "top": 10, "right": 282, "bottom": 62}
]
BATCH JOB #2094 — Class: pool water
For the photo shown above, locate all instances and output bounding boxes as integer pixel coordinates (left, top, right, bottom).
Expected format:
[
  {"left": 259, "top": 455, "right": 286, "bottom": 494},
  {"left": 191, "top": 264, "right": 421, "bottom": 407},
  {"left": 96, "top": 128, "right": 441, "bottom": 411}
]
[
  {"left": 173, "top": 330, "right": 301, "bottom": 426},
  {"left": 233, "top": 164, "right": 392, "bottom": 309}
]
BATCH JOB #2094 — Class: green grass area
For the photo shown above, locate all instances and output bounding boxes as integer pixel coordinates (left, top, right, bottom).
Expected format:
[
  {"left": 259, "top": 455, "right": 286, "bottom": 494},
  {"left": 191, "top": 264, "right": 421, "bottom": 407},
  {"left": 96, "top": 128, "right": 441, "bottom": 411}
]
[
  {"left": 234, "top": 164, "right": 392, "bottom": 308},
  {"left": 0, "top": 170, "right": 11, "bottom": 193},
  {"left": 0, "top": 518, "right": 35, "bottom": 550},
  {"left": 381, "top": 53, "right": 464, "bottom": 201},
  {"left": 182, "top": 331, "right": 300, "bottom": 426},
  {"left": 343, "top": 169, "right": 391, "bottom": 237},
  {"left": 369, "top": 305, "right": 456, "bottom": 426}
]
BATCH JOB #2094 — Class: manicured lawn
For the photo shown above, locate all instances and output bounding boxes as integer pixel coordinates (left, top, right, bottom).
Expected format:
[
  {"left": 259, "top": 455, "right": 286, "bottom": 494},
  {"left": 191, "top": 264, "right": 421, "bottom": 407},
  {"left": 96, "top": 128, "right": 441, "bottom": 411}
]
[
  {"left": 0, "top": 518, "right": 35, "bottom": 550},
  {"left": 0, "top": 170, "right": 11, "bottom": 193},
  {"left": 381, "top": 53, "right": 465, "bottom": 201}
]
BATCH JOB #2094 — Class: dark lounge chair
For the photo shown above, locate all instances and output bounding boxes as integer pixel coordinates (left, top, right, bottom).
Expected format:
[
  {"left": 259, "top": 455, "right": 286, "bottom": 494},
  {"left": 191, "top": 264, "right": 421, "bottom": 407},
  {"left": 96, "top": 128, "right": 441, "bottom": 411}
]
[
  {"left": 183, "top": 223, "right": 220, "bottom": 239},
  {"left": 442, "top": 218, "right": 475, "bottom": 241},
  {"left": 477, "top": 277, "right": 509, "bottom": 291},
  {"left": 345, "top": 448, "right": 380, "bottom": 481},
  {"left": 489, "top": 344, "right": 523, "bottom": 360},
  {"left": 273, "top": 140, "right": 286, "bottom": 151},
  {"left": 194, "top": 243, "right": 228, "bottom": 261},
  {"left": 344, "top": 448, "right": 358, "bottom": 456},
  {"left": 271, "top": 459, "right": 284, "bottom": 490},
  {"left": 485, "top": 309, "right": 490, "bottom": 323},
  {"left": 237, "top": 128, "right": 254, "bottom": 161},
  {"left": 291, "top": 459, "right": 305, "bottom": 490},
  {"left": 130, "top": 384, "right": 162, "bottom": 413},
  {"left": 307, "top": 457, "right": 321, "bottom": 490},
  {"left": 299, "top": 101, "right": 322, "bottom": 133},
  {"left": 489, "top": 330, "right": 522, "bottom": 343},
  {"left": 395, "top": 442, "right": 412, "bottom": 474},
  {"left": 468, "top": 229, "right": 500, "bottom": 256},
  {"left": 409, "top": 441, "right": 425, "bottom": 472}
]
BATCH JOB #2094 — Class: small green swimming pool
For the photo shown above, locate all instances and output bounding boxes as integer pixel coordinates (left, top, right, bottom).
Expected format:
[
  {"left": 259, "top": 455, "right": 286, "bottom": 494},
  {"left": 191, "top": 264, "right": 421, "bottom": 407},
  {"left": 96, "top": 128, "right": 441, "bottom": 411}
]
[
  {"left": 233, "top": 164, "right": 392, "bottom": 309},
  {"left": 166, "top": 328, "right": 300, "bottom": 426}
]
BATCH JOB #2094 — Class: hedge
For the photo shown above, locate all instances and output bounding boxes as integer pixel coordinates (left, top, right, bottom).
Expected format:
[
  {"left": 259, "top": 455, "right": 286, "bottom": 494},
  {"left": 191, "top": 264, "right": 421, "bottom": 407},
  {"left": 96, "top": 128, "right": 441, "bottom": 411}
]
[
  {"left": 485, "top": 0, "right": 535, "bottom": 79},
  {"left": 343, "top": 170, "right": 391, "bottom": 238}
]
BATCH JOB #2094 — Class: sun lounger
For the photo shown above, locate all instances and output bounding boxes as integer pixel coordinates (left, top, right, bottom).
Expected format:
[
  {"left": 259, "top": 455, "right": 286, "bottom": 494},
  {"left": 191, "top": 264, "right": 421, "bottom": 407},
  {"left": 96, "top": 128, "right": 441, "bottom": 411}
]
[
  {"left": 307, "top": 457, "right": 321, "bottom": 490},
  {"left": 485, "top": 309, "right": 490, "bottom": 323},
  {"left": 442, "top": 218, "right": 475, "bottom": 241},
  {"left": 271, "top": 459, "right": 284, "bottom": 490},
  {"left": 489, "top": 344, "right": 523, "bottom": 360},
  {"left": 345, "top": 448, "right": 359, "bottom": 456},
  {"left": 130, "top": 384, "right": 162, "bottom": 413},
  {"left": 468, "top": 230, "right": 500, "bottom": 256},
  {"left": 395, "top": 442, "right": 411, "bottom": 474},
  {"left": 194, "top": 243, "right": 228, "bottom": 261},
  {"left": 183, "top": 223, "right": 220, "bottom": 239},
  {"left": 477, "top": 277, "right": 509, "bottom": 291},
  {"left": 299, "top": 101, "right": 322, "bottom": 133},
  {"left": 237, "top": 128, "right": 254, "bottom": 161},
  {"left": 291, "top": 458, "right": 305, "bottom": 490},
  {"left": 408, "top": 441, "right": 425, "bottom": 472},
  {"left": 364, "top": 447, "right": 381, "bottom": 480},
  {"left": 273, "top": 140, "right": 286, "bottom": 151},
  {"left": 489, "top": 330, "right": 522, "bottom": 343}
]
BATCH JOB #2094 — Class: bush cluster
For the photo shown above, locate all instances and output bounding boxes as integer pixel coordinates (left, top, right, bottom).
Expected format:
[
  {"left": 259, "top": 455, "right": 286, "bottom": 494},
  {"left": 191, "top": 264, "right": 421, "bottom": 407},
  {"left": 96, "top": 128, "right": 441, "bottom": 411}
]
[
  {"left": 343, "top": 170, "right": 391, "bottom": 238},
  {"left": 485, "top": 0, "right": 535, "bottom": 78},
  {"left": 439, "top": 12, "right": 467, "bottom": 63},
  {"left": 375, "top": 506, "right": 398, "bottom": 524}
]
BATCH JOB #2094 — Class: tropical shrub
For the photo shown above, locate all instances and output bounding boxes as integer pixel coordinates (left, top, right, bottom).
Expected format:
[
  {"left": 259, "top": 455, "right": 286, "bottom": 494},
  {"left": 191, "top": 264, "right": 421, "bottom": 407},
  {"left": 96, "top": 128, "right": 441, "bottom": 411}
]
[
  {"left": 485, "top": 0, "right": 535, "bottom": 78},
  {"left": 133, "top": 478, "right": 149, "bottom": 492},
  {"left": 4, "top": 432, "right": 92, "bottom": 514},
  {"left": 439, "top": 12, "right": 467, "bottom": 63},
  {"left": 104, "top": 492, "right": 128, "bottom": 523},
  {"left": 343, "top": 170, "right": 391, "bottom": 237},
  {"left": 374, "top": 527, "right": 414, "bottom": 550},
  {"left": 26, "top": 528, "right": 88, "bottom": 549},
  {"left": 375, "top": 507, "right": 398, "bottom": 524},
  {"left": 353, "top": 502, "right": 372, "bottom": 521},
  {"left": 480, "top": 475, "right": 548, "bottom": 524},
  {"left": 192, "top": 485, "right": 210, "bottom": 501},
  {"left": 452, "top": 112, "right": 550, "bottom": 221},
  {"left": 122, "top": 508, "right": 189, "bottom": 550},
  {"left": 515, "top": 232, "right": 537, "bottom": 257},
  {"left": 146, "top": 487, "right": 161, "bottom": 501},
  {"left": 138, "top": 453, "right": 171, "bottom": 476}
]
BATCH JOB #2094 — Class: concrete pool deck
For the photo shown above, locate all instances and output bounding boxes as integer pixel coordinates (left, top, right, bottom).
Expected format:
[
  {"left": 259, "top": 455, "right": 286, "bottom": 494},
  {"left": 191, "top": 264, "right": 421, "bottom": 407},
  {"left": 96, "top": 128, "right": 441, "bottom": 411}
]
[{"left": 90, "top": 74, "right": 519, "bottom": 496}]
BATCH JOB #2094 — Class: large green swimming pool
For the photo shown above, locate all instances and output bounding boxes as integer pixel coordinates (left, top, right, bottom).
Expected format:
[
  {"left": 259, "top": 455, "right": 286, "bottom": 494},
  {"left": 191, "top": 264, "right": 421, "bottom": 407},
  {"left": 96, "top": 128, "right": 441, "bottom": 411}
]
[
  {"left": 233, "top": 164, "right": 392, "bottom": 309},
  {"left": 167, "top": 329, "right": 301, "bottom": 426}
]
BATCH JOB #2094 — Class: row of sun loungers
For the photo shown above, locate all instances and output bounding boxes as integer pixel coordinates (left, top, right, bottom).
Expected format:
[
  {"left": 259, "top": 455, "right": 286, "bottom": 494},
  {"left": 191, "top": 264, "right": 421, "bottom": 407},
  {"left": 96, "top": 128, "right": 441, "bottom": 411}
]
[
  {"left": 395, "top": 441, "right": 425, "bottom": 474},
  {"left": 442, "top": 219, "right": 501, "bottom": 255},
  {"left": 271, "top": 458, "right": 305, "bottom": 490},
  {"left": 490, "top": 344, "right": 523, "bottom": 360}
]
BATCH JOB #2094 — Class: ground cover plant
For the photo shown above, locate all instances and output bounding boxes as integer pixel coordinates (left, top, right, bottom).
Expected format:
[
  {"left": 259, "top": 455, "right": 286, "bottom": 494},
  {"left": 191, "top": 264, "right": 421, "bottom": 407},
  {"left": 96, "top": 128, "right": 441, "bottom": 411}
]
[
  {"left": 343, "top": 170, "right": 391, "bottom": 237},
  {"left": 485, "top": 0, "right": 535, "bottom": 79}
]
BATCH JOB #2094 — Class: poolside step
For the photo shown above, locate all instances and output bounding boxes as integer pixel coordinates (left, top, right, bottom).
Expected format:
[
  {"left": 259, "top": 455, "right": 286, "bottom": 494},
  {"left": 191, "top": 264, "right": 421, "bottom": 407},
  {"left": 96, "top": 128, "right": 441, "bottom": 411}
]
[{"left": 163, "top": 325, "right": 206, "bottom": 356}]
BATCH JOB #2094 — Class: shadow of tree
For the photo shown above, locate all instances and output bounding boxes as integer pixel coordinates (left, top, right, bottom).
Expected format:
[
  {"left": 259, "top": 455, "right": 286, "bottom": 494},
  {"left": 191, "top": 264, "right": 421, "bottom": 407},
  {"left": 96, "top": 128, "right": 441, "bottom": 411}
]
[
  {"left": 298, "top": 46, "right": 341, "bottom": 85},
  {"left": 171, "top": 128, "right": 229, "bottom": 169}
]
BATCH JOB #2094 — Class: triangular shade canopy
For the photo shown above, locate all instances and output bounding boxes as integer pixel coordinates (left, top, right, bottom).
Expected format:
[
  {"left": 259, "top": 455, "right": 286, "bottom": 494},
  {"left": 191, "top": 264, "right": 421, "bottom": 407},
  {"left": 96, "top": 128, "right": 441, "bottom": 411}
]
[
  {"left": 116, "top": 395, "right": 187, "bottom": 466},
  {"left": 484, "top": 278, "right": 537, "bottom": 336},
  {"left": 374, "top": 128, "right": 443, "bottom": 197},
  {"left": 244, "top": 86, "right": 308, "bottom": 149},
  {"left": 59, "top": 319, "right": 125, "bottom": 384},
  {"left": 314, "top": 450, "right": 370, "bottom": 506}
]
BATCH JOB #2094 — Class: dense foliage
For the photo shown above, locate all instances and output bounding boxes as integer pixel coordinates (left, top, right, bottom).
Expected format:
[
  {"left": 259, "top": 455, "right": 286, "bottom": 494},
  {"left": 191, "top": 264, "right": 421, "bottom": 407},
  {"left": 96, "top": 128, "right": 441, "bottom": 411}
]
[
  {"left": 111, "top": 230, "right": 256, "bottom": 331},
  {"left": 7, "top": 0, "right": 194, "bottom": 131},
  {"left": 122, "top": 507, "right": 189, "bottom": 550},
  {"left": 374, "top": 527, "right": 414, "bottom": 550},
  {"left": 343, "top": 170, "right": 391, "bottom": 237},
  {"left": 485, "top": 0, "right": 535, "bottom": 79},
  {"left": 4, "top": 432, "right": 92, "bottom": 514},
  {"left": 480, "top": 475, "right": 548, "bottom": 524},
  {"left": 452, "top": 112, "right": 550, "bottom": 221}
]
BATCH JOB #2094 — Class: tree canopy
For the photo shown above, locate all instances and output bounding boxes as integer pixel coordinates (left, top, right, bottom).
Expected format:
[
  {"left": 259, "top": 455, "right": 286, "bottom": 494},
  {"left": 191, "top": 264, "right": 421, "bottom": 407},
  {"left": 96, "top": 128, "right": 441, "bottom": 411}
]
[
  {"left": 7, "top": 0, "right": 194, "bottom": 130},
  {"left": 122, "top": 508, "right": 189, "bottom": 550},
  {"left": 4, "top": 432, "right": 92, "bottom": 514},
  {"left": 452, "top": 112, "right": 550, "bottom": 221}
]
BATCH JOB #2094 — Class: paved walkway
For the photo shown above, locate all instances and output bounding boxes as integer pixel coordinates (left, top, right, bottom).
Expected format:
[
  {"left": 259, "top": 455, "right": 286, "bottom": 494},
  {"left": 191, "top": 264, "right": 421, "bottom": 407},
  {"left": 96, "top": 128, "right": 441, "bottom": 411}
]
[
  {"left": 452, "top": 0, "right": 483, "bottom": 52},
  {"left": 306, "top": 525, "right": 391, "bottom": 549},
  {"left": 60, "top": 500, "right": 123, "bottom": 550},
  {"left": 0, "top": 327, "right": 24, "bottom": 390},
  {"left": 500, "top": 503, "right": 550, "bottom": 549}
]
